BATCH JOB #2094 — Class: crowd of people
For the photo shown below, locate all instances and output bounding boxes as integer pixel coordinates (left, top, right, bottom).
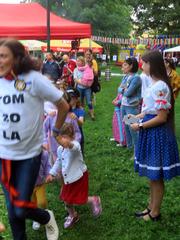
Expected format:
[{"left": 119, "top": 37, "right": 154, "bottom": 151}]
[
  {"left": 0, "top": 37, "right": 180, "bottom": 240},
  {"left": 0, "top": 38, "right": 101, "bottom": 240}
]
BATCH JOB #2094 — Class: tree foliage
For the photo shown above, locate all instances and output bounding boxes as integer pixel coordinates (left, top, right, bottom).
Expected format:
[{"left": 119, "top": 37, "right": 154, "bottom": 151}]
[
  {"left": 32, "top": 0, "right": 132, "bottom": 37},
  {"left": 128, "top": 0, "right": 180, "bottom": 35}
]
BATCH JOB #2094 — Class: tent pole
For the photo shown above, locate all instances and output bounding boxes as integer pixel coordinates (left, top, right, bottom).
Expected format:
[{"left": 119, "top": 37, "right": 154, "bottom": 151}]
[{"left": 47, "top": 0, "right": 51, "bottom": 52}]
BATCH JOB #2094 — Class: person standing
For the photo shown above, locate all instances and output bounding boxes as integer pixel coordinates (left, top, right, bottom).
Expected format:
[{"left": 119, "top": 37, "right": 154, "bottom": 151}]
[
  {"left": 131, "top": 51, "right": 180, "bottom": 221},
  {"left": 164, "top": 58, "right": 180, "bottom": 99},
  {"left": 42, "top": 52, "right": 61, "bottom": 82},
  {"left": 120, "top": 58, "right": 142, "bottom": 150},
  {"left": 74, "top": 56, "right": 95, "bottom": 120},
  {"left": 61, "top": 54, "right": 76, "bottom": 87},
  {"left": 0, "top": 38, "right": 69, "bottom": 240}
]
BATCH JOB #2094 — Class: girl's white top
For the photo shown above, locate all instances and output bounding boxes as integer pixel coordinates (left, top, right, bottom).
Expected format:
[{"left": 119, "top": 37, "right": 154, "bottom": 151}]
[
  {"left": 0, "top": 70, "right": 63, "bottom": 160},
  {"left": 50, "top": 140, "right": 87, "bottom": 184},
  {"left": 141, "top": 80, "right": 171, "bottom": 115}
]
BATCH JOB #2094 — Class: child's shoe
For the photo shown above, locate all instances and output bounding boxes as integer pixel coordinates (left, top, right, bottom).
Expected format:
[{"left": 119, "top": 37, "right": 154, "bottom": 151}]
[
  {"left": 45, "top": 210, "right": 59, "bottom": 240},
  {"left": 32, "top": 221, "right": 40, "bottom": 230},
  {"left": 64, "top": 214, "right": 79, "bottom": 229},
  {"left": 91, "top": 196, "right": 102, "bottom": 217}
]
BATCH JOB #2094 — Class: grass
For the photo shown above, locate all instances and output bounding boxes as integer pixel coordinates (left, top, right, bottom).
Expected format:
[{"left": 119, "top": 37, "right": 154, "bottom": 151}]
[{"left": 0, "top": 72, "right": 180, "bottom": 240}]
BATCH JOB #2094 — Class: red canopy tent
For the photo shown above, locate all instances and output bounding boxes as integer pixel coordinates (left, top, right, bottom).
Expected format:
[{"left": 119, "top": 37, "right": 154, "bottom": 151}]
[{"left": 0, "top": 3, "right": 91, "bottom": 40}]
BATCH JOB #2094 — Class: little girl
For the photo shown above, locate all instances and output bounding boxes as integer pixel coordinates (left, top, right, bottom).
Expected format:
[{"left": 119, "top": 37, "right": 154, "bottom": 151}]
[
  {"left": 31, "top": 150, "right": 51, "bottom": 230},
  {"left": 112, "top": 89, "right": 126, "bottom": 147},
  {"left": 46, "top": 123, "right": 102, "bottom": 229}
]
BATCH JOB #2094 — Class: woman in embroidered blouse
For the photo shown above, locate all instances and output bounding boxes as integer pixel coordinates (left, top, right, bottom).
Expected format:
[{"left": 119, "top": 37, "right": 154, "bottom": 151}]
[
  {"left": 130, "top": 51, "right": 180, "bottom": 221},
  {"left": 164, "top": 58, "right": 180, "bottom": 99}
]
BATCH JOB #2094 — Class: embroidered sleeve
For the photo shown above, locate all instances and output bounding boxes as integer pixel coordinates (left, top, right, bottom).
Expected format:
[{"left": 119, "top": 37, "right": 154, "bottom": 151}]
[{"left": 151, "top": 83, "right": 171, "bottom": 111}]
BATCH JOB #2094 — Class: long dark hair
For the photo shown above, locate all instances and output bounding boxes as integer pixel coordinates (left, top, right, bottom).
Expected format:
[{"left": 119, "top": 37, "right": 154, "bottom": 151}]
[
  {"left": 0, "top": 38, "right": 39, "bottom": 75},
  {"left": 142, "top": 50, "right": 175, "bottom": 130}
]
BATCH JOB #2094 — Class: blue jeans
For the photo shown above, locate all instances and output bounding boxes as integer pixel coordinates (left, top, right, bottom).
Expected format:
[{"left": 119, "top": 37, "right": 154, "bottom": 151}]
[
  {"left": 77, "top": 87, "right": 93, "bottom": 110},
  {"left": 0, "top": 154, "right": 50, "bottom": 240},
  {"left": 121, "top": 105, "right": 139, "bottom": 148}
]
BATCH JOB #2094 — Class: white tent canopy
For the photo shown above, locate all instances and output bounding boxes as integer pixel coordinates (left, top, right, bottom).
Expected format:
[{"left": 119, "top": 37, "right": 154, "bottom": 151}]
[{"left": 164, "top": 46, "right": 180, "bottom": 53}]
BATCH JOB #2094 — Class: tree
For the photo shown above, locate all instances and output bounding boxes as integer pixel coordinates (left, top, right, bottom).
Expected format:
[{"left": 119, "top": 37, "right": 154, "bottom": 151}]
[
  {"left": 128, "top": 0, "right": 180, "bottom": 35},
  {"left": 32, "top": 0, "right": 132, "bottom": 37}
]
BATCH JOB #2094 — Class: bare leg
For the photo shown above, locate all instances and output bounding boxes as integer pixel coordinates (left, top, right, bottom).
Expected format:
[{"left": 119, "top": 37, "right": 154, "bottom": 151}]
[
  {"left": 143, "top": 179, "right": 164, "bottom": 220},
  {"left": 65, "top": 204, "right": 77, "bottom": 217}
]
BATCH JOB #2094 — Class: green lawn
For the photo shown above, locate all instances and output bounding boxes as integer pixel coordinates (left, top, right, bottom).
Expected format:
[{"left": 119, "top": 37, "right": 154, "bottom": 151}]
[{"left": 0, "top": 74, "right": 180, "bottom": 240}]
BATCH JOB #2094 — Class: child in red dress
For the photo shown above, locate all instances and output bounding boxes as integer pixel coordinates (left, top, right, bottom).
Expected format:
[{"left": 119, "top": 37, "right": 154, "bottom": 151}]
[{"left": 46, "top": 123, "right": 102, "bottom": 229}]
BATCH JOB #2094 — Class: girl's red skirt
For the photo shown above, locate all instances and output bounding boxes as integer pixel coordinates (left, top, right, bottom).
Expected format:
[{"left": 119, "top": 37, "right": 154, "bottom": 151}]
[{"left": 60, "top": 171, "right": 88, "bottom": 205}]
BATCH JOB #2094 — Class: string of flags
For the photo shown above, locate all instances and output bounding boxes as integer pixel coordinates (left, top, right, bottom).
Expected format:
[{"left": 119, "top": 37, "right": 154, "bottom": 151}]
[{"left": 92, "top": 35, "right": 180, "bottom": 46}]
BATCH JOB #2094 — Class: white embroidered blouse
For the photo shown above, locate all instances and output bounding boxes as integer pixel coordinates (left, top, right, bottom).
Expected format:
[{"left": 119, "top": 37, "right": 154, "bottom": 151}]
[{"left": 141, "top": 80, "right": 171, "bottom": 115}]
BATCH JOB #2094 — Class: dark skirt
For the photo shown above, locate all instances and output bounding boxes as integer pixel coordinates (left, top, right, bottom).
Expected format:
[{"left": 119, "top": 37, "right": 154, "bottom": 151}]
[
  {"left": 135, "top": 114, "right": 180, "bottom": 180},
  {"left": 60, "top": 171, "right": 88, "bottom": 205}
]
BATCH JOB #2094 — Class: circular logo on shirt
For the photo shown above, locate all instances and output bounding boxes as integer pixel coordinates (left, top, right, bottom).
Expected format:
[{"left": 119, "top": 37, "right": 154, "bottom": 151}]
[{"left": 14, "top": 79, "right": 26, "bottom": 91}]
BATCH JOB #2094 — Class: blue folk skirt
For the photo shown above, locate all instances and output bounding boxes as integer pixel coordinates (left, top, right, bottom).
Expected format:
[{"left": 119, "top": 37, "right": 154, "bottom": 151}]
[{"left": 135, "top": 114, "right": 180, "bottom": 180}]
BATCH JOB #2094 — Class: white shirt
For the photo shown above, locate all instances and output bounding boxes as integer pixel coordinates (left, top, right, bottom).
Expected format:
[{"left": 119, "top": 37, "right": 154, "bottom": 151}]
[
  {"left": 140, "top": 72, "right": 152, "bottom": 99},
  {"left": 142, "top": 80, "right": 171, "bottom": 115},
  {"left": 50, "top": 140, "right": 87, "bottom": 184},
  {"left": 0, "top": 70, "right": 63, "bottom": 160}
]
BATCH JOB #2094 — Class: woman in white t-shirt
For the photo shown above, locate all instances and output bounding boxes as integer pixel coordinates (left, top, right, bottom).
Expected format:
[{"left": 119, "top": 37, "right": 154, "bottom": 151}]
[
  {"left": 130, "top": 51, "right": 180, "bottom": 222},
  {"left": 0, "top": 38, "right": 69, "bottom": 240}
]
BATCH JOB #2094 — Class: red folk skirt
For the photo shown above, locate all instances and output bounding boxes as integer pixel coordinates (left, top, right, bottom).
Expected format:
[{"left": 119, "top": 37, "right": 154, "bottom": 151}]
[{"left": 60, "top": 171, "right": 88, "bottom": 205}]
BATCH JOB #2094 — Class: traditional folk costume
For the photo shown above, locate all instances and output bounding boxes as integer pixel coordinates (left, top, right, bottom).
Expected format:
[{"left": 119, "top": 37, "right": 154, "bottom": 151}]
[{"left": 135, "top": 80, "right": 180, "bottom": 180}]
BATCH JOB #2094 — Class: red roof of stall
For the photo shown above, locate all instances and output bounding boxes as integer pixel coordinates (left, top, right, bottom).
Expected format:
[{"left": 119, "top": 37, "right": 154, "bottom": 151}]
[{"left": 0, "top": 3, "right": 91, "bottom": 40}]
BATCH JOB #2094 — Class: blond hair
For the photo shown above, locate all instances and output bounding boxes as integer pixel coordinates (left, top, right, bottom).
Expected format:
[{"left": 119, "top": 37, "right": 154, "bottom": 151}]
[{"left": 77, "top": 56, "right": 85, "bottom": 65}]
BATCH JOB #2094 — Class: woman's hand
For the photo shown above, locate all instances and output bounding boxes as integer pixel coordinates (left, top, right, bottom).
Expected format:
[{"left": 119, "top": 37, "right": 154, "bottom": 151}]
[
  {"left": 127, "top": 114, "right": 135, "bottom": 119},
  {"left": 130, "top": 123, "right": 139, "bottom": 131}
]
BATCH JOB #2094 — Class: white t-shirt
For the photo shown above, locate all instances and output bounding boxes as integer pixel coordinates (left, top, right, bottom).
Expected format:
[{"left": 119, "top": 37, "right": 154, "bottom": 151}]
[
  {"left": 141, "top": 80, "right": 171, "bottom": 115},
  {"left": 0, "top": 70, "right": 63, "bottom": 160}
]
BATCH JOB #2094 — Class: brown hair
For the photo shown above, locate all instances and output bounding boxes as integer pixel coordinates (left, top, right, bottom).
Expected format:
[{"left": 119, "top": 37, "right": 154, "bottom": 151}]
[
  {"left": 0, "top": 38, "right": 39, "bottom": 75},
  {"left": 61, "top": 123, "right": 74, "bottom": 138}
]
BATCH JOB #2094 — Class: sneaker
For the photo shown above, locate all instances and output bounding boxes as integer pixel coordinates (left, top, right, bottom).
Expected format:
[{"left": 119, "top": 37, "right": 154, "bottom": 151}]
[
  {"left": 32, "top": 221, "right": 40, "bottom": 231},
  {"left": 91, "top": 196, "right": 102, "bottom": 218},
  {"left": 45, "top": 210, "right": 59, "bottom": 240},
  {"left": 64, "top": 215, "right": 79, "bottom": 229}
]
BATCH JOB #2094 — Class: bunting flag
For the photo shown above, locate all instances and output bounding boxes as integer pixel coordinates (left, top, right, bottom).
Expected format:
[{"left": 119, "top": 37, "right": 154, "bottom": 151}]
[{"left": 91, "top": 35, "right": 180, "bottom": 47}]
